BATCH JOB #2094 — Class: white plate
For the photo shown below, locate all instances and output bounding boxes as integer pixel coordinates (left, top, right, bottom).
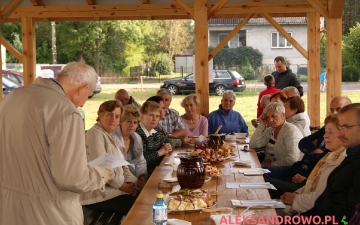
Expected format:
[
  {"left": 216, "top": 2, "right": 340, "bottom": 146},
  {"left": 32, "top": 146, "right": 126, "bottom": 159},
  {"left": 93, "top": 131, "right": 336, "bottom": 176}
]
[{"left": 163, "top": 177, "right": 178, "bottom": 182}]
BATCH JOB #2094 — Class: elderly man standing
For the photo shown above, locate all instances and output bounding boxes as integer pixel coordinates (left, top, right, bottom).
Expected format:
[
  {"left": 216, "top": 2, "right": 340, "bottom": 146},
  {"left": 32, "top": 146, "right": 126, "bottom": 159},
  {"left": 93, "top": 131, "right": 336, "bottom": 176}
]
[
  {"left": 115, "top": 88, "right": 141, "bottom": 109},
  {"left": 0, "top": 62, "right": 112, "bottom": 225},
  {"left": 271, "top": 56, "right": 303, "bottom": 97},
  {"left": 301, "top": 103, "right": 360, "bottom": 223}
]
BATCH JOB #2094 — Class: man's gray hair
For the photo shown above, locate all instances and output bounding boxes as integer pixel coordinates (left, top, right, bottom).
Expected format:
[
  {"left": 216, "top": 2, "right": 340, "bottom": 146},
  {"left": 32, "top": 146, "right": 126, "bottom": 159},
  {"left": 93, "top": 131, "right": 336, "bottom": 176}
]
[
  {"left": 56, "top": 62, "right": 98, "bottom": 93},
  {"left": 157, "top": 88, "right": 172, "bottom": 99},
  {"left": 222, "top": 90, "right": 236, "bottom": 101},
  {"left": 283, "top": 86, "right": 300, "bottom": 97},
  {"left": 263, "top": 102, "right": 285, "bottom": 115}
]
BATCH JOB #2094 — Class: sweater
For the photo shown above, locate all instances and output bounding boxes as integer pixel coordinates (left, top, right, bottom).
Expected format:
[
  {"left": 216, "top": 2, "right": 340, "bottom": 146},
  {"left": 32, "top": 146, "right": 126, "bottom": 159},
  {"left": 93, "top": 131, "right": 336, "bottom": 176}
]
[{"left": 272, "top": 67, "right": 303, "bottom": 96}]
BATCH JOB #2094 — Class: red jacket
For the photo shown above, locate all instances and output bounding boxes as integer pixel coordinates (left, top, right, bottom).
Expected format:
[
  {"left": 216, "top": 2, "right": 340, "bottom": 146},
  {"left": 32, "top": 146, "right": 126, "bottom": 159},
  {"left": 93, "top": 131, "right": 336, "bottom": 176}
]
[{"left": 257, "top": 86, "right": 281, "bottom": 118}]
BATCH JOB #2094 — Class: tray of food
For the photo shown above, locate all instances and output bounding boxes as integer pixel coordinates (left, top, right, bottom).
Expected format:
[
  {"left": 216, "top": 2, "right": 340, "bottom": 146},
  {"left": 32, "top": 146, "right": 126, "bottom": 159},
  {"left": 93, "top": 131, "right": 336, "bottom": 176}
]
[{"left": 167, "top": 189, "right": 217, "bottom": 212}]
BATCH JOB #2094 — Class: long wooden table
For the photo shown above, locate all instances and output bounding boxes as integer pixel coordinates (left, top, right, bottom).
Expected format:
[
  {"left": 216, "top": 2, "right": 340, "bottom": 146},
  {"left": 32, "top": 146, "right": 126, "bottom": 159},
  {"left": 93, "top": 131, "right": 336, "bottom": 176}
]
[{"left": 122, "top": 143, "right": 277, "bottom": 225}]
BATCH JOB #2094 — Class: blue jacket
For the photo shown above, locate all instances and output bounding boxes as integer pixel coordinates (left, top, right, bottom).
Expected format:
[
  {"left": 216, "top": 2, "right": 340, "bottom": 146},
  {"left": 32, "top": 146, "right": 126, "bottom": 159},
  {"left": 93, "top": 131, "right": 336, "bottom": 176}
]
[
  {"left": 207, "top": 105, "right": 248, "bottom": 135},
  {"left": 320, "top": 72, "right": 326, "bottom": 82}
]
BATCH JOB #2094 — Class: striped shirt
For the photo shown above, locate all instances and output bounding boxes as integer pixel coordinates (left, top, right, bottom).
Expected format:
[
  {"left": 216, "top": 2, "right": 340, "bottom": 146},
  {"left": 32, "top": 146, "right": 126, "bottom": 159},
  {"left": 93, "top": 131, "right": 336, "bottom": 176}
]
[{"left": 158, "top": 108, "right": 185, "bottom": 134}]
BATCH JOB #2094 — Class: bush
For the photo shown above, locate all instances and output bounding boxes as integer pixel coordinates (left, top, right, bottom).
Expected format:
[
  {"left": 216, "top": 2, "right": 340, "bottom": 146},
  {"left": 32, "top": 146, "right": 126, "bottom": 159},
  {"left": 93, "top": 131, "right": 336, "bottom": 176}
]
[
  {"left": 143, "top": 67, "right": 157, "bottom": 76},
  {"left": 297, "top": 67, "right": 307, "bottom": 76},
  {"left": 156, "top": 54, "right": 174, "bottom": 75},
  {"left": 240, "top": 57, "right": 255, "bottom": 80},
  {"left": 342, "top": 65, "right": 360, "bottom": 82}
]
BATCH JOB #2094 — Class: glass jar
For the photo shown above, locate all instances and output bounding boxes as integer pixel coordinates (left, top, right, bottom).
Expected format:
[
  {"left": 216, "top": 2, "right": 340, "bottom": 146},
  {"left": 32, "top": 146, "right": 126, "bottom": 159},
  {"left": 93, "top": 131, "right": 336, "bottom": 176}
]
[{"left": 177, "top": 156, "right": 205, "bottom": 189}]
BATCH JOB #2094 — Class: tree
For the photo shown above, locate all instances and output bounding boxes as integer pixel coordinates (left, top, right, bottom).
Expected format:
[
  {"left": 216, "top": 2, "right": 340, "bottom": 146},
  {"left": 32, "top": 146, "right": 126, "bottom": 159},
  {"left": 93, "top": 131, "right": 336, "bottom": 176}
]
[
  {"left": 343, "top": 0, "right": 360, "bottom": 35},
  {"left": 343, "top": 22, "right": 360, "bottom": 69}
]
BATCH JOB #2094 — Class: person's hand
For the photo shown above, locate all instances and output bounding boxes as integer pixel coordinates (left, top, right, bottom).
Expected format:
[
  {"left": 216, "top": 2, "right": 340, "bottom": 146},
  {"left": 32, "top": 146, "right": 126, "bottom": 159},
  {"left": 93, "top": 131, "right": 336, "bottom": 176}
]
[
  {"left": 137, "top": 175, "right": 147, "bottom": 190},
  {"left": 106, "top": 169, "right": 113, "bottom": 182},
  {"left": 119, "top": 182, "right": 137, "bottom": 196},
  {"left": 259, "top": 114, "right": 267, "bottom": 125},
  {"left": 157, "top": 143, "right": 172, "bottom": 156},
  {"left": 262, "top": 159, "right": 272, "bottom": 166},
  {"left": 183, "top": 135, "right": 192, "bottom": 145},
  {"left": 280, "top": 192, "right": 297, "bottom": 204},
  {"left": 292, "top": 174, "right": 306, "bottom": 184}
]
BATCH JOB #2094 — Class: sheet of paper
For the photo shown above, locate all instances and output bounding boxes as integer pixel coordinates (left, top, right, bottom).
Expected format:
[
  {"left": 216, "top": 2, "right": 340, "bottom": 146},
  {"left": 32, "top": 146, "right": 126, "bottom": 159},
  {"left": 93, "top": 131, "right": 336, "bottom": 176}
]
[
  {"left": 226, "top": 182, "right": 241, "bottom": 188},
  {"left": 231, "top": 199, "right": 286, "bottom": 208},
  {"left": 238, "top": 168, "right": 270, "bottom": 173},
  {"left": 88, "top": 153, "right": 130, "bottom": 169}
]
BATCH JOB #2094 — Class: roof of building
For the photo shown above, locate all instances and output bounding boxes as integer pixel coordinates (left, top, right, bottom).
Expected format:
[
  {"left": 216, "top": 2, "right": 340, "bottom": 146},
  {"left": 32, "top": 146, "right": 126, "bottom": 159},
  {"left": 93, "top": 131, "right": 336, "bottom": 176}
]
[{"left": 209, "top": 17, "right": 307, "bottom": 26}]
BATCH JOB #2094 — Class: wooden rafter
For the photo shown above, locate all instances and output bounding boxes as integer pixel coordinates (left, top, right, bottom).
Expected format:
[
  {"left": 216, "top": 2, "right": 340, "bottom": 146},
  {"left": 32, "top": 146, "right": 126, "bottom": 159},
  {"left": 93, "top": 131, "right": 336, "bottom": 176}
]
[
  {"left": 29, "top": 0, "right": 44, "bottom": 7},
  {"left": 0, "top": 0, "right": 23, "bottom": 23},
  {"left": 208, "top": 0, "right": 228, "bottom": 20},
  {"left": 261, "top": 13, "right": 308, "bottom": 60},
  {"left": 173, "top": 0, "right": 194, "bottom": 20},
  {"left": 142, "top": 0, "right": 149, "bottom": 3},
  {"left": 306, "top": 0, "right": 329, "bottom": 19},
  {"left": 85, "top": 0, "right": 96, "bottom": 5},
  {"left": 208, "top": 13, "right": 254, "bottom": 60},
  {"left": 328, "top": 0, "right": 345, "bottom": 18},
  {"left": 0, "top": 36, "right": 23, "bottom": 63}
]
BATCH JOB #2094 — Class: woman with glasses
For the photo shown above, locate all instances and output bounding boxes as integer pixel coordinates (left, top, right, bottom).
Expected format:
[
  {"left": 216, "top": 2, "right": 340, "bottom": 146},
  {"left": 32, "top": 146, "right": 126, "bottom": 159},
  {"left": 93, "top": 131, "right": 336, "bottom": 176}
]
[
  {"left": 81, "top": 100, "right": 138, "bottom": 215},
  {"left": 250, "top": 102, "right": 303, "bottom": 166},
  {"left": 113, "top": 104, "right": 147, "bottom": 190},
  {"left": 135, "top": 101, "right": 172, "bottom": 177}
]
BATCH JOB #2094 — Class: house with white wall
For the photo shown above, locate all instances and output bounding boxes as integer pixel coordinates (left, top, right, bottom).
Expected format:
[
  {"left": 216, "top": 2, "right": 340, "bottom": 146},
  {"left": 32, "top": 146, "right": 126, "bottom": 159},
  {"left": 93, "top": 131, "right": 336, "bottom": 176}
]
[{"left": 208, "top": 17, "right": 309, "bottom": 73}]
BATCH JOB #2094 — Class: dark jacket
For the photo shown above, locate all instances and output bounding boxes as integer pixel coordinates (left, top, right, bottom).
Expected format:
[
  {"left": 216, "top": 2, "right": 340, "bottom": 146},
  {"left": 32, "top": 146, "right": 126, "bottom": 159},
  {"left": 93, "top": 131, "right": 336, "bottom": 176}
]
[
  {"left": 272, "top": 67, "right": 303, "bottom": 96},
  {"left": 302, "top": 146, "right": 360, "bottom": 224}
]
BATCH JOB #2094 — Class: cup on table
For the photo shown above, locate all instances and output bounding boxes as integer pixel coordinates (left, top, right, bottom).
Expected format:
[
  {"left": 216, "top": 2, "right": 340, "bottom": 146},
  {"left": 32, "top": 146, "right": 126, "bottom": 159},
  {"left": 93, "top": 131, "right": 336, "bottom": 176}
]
[{"left": 170, "top": 157, "right": 180, "bottom": 171}]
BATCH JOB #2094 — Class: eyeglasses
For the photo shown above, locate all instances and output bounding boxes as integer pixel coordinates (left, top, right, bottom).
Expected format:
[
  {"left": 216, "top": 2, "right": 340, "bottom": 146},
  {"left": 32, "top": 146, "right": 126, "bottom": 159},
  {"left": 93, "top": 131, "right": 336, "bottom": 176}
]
[{"left": 337, "top": 124, "right": 360, "bottom": 132}]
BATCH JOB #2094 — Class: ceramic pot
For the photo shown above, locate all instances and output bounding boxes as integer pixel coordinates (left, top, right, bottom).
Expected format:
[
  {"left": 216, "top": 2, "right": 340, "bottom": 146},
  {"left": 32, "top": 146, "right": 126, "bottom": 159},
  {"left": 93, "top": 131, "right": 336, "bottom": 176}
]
[{"left": 177, "top": 156, "right": 205, "bottom": 189}]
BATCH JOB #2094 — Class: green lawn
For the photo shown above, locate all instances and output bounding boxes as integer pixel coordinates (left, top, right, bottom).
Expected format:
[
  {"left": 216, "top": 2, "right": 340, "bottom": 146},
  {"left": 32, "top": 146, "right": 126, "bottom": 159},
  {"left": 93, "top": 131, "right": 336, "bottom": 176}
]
[{"left": 83, "top": 89, "right": 360, "bottom": 136}]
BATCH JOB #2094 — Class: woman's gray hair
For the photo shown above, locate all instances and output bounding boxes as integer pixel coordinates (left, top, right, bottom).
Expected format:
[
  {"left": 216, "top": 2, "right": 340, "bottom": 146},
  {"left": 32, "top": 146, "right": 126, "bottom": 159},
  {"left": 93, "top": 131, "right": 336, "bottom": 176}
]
[
  {"left": 263, "top": 102, "right": 285, "bottom": 115},
  {"left": 222, "top": 90, "right": 236, "bottom": 101},
  {"left": 121, "top": 104, "right": 140, "bottom": 122},
  {"left": 56, "top": 62, "right": 98, "bottom": 93},
  {"left": 157, "top": 88, "right": 172, "bottom": 99}
]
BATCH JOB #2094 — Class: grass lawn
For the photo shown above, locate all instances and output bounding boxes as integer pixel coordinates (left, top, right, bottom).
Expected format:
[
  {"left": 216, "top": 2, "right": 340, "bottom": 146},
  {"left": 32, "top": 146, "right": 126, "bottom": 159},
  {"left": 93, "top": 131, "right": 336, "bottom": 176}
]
[{"left": 83, "top": 88, "right": 360, "bottom": 136}]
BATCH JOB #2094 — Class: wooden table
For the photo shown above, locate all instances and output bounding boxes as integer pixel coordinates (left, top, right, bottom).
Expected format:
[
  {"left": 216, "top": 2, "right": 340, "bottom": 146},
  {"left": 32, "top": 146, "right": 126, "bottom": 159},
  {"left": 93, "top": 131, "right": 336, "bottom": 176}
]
[{"left": 122, "top": 143, "right": 277, "bottom": 225}]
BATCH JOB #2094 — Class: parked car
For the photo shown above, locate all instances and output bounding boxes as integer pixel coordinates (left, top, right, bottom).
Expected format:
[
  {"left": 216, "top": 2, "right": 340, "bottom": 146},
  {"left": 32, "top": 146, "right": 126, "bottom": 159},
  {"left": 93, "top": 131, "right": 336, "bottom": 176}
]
[
  {"left": 2, "top": 77, "right": 19, "bottom": 98},
  {"left": 2, "top": 70, "right": 24, "bottom": 86},
  {"left": 89, "top": 77, "right": 102, "bottom": 98},
  {"left": 160, "top": 69, "right": 246, "bottom": 96}
]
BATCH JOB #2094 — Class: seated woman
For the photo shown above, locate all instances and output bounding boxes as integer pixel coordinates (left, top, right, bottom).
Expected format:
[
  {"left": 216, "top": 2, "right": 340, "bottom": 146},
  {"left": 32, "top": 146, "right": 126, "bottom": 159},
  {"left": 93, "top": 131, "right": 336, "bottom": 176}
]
[
  {"left": 180, "top": 94, "right": 208, "bottom": 137},
  {"left": 113, "top": 104, "right": 147, "bottom": 190},
  {"left": 250, "top": 102, "right": 303, "bottom": 166},
  {"left": 81, "top": 100, "right": 138, "bottom": 215},
  {"left": 135, "top": 101, "right": 172, "bottom": 177},
  {"left": 280, "top": 114, "right": 346, "bottom": 214},
  {"left": 270, "top": 91, "right": 287, "bottom": 103},
  {"left": 207, "top": 90, "right": 248, "bottom": 135},
  {"left": 284, "top": 96, "right": 311, "bottom": 137}
]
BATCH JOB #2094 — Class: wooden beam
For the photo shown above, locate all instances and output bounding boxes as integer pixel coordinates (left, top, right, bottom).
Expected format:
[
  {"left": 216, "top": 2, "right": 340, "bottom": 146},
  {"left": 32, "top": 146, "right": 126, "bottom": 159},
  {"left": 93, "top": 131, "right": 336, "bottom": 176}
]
[
  {"left": 307, "top": 12, "right": 321, "bottom": 128},
  {"left": 208, "top": 13, "right": 254, "bottom": 61},
  {"left": 142, "top": 0, "right": 149, "bottom": 3},
  {"left": 86, "top": 0, "right": 96, "bottom": 5},
  {"left": 0, "top": 22, "right": 2, "bottom": 101},
  {"left": 29, "top": 0, "right": 44, "bottom": 7},
  {"left": 0, "top": 0, "right": 23, "bottom": 23},
  {"left": 305, "top": 0, "right": 329, "bottom": 19},
  {"left": 328, "top": 0, "right": 345, "bottom": 18},
  {"left": 261, "top": 13, "right": 308, "bottom": 59},
  {"left": 194, "top": 0, "right": 209, "bottom": 116},
  {"left": 326, "top": 18, "right": 342, "bottom": 113},
  {"left": 2, "top": 2, "right": 327, "bottom": 21},
  {"left": 173, "top": 0, "right": 194, "bottom": 20},
  {"left": 21, "top": 17, "right": 36, "bottom": 85},
  {"left": 0, "top": 36, "right": 23, "bottom": 63},
  {"left": 208, "top": 0, "right": 228, "bottom": 20}
]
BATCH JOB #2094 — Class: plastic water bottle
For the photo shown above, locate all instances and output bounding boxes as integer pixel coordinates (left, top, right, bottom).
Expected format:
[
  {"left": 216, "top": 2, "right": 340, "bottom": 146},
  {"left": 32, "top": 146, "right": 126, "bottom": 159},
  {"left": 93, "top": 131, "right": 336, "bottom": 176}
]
[{"left": 153, "top": 192, "right": 167, "bottom": 225}]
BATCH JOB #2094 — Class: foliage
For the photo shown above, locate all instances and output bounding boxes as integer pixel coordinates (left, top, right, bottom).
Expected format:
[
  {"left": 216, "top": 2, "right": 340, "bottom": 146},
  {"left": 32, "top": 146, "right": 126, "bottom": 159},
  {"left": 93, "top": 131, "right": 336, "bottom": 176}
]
[
  {"left": 240, "top": 57, "right": 255, "bottom": 80},
  {"left": 343, "top": 23, "right": 360, "bottom": 69},
  {"left": 209, "top": 46, "right": 263, "bottom": 70},
  {"left": 297, "top": 67, "right": 308, "bottom": 76},
  {"left": 320, "top": 32, "right": 327, "bottom": 68},
  {"left": 156, "top": 54, "right": 174, "bottom": 75},
  {"left": 343, "top": 0, "right": 360, "bottom": 35},
  {"left": 342, "top": 65, "right": 360, "bottom": 81}
]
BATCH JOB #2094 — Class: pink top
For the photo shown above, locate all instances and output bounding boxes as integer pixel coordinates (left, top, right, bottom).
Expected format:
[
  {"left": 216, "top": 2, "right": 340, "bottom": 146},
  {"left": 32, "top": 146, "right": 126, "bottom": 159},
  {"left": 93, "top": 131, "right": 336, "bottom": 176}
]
[{"left": 181, "top": 115, "right": 208, "bottom": 137}]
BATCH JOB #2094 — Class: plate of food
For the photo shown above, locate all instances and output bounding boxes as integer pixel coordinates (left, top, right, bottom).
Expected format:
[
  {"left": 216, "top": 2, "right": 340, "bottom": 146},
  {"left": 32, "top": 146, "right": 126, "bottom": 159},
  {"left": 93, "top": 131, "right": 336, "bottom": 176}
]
[
  {"left": 167, "top": 189, "right": 217, "bottom": 212},
  {"left": 205, "top": 165, "right": 223, "bottom": 177}
]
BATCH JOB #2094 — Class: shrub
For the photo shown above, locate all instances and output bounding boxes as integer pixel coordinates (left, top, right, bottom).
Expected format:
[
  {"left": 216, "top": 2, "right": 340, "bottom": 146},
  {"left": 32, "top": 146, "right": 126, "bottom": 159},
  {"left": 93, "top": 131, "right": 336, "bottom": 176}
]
[
  {"left": 240, "top": 57, "right": 255, "bottom": 80},
  {"left": 156, "top": 54, "right": 174, "bottom": 75},
  {"left": 297, "top": 67, "right": 308, "bottom": 76},
  {"left": 342, "top": 65, "right": 360, "bottom": 82}
]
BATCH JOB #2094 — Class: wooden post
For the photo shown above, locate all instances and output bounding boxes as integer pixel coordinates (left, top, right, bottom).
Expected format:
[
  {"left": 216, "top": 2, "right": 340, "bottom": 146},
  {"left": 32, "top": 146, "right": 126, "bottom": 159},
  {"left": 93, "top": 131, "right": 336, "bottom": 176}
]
[
  {"left": 307, "top": 12, "right": 321, "bottom": 129},
  {"left": 21, "top": 17, "right": 36, "bottom": 85},
  {"left": 194, "top": 0, "right": 209, "bottom": 116},
  {"left": 0, "top": 21, "right": 2, "bottom": 101},
  {"left": 326, "top": 18, "right": 342, "bottom": 113}
]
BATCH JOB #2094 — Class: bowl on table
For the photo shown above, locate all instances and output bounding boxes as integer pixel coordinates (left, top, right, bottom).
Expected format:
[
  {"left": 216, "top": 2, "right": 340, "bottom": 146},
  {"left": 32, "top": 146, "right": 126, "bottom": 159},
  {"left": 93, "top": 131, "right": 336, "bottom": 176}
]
[
  {"left": 234, "top": 133, "right": 247, "bottom": 139},
  {"left": 225, "top": 135, "right": 236, "bottom": 142}
]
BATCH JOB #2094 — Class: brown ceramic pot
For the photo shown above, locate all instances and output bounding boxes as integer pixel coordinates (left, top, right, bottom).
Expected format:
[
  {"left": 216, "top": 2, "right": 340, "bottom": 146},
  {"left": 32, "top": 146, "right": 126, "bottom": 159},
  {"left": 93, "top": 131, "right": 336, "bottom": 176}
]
[{"left": 177, "top": 156, "right": 205, "bottom": 189}]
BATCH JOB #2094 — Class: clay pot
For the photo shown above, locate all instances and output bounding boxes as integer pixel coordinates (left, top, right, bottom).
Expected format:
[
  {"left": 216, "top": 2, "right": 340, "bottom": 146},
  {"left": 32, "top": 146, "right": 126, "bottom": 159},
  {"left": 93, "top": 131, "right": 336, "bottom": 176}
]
[{"left": 177, "top": 156, "right": 205, "bottom": 189}]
